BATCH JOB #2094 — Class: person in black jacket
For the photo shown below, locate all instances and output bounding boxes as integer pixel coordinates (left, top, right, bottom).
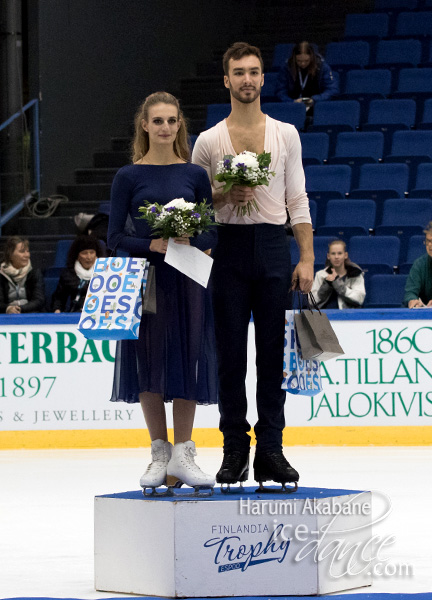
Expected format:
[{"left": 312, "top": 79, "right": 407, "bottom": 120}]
[
  {"left": 51, "top": 235, "right": 104, "bottom": 312},
  {"left": 275, "top": 41, "right": 339, "bottom": 111},
  {"left": 0, "top": 236, "right": 45, "bottom": 313}
]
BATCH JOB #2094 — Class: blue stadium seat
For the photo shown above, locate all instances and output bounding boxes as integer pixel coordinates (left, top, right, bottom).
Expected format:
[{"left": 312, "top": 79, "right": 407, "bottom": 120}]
[
  {"left": 339, "top": 70, "right": 392, "bottom": 121},
  {"left": 53, "top": 239, "right": 73, "bottom": 268},
  {"left": 374, "top": 0, "right": 418, "bottom": 10},
  {"left": 299, "top": 133, "right": 329, "bottom": 165},
  {"left": 189, "top": 134, "right": 198, "bottom": 151},
  {"left": 261, "top": 102, "right": 306, "bottom": 130},
  {"left": 374, "top": 39, "right": 422, "bottom": 67},
  {"left": 44, "top": 277, "right": 59, "bottom": 311},
  {"left": 344, "top": 13, "right": 389, "bottom": 39},
  {"left": 410, "top": 163, "right": 432, "bottom": 197},
  {"left": 291, "top": 236, "right": 338, "bottom": 266},
  {"left": 417, "top": 98, "right": 432, "bottom": 130},
  {"left": 317, "top": 199, "right": 376, "bottom": 240},
  {"left": 375, "top": 198, "right": 432, "bottom": 260},
  {"left": 350, "top": 163, "right": 409, "bottom": 199},
  {"left": 391, "top": 68, "right": 432, "bottom": 112},
  {"left": 328, "top": 132, "right": 384, "bottom": 187},
  {"left": 261, "top": 72, "right": 278, "bottom": 102},
  {"left": 395, "top": 11, "right": 432, "bottom": 37},
  {"left": 304, "top": 165, "right": 352, "bottom": 199},
  {"left": 385, "top": 131, "right": 432, "bottom": 186},
  {"left": 206, "top": 104, "right": 231, "bottom": 129},
  {"left": 348, "top": 235, "right": 401, "bottom": 274},
  {"left": 99, "top": 202, "right": 111, "bottom": 215},
  {"left": 308, "top": 101, "right": 361, "bottom": 153},
  {"left": 330, "top": 131, "right": 384, "bottom": 161},
  {"left": 325, "top": 41, "right": 370, "bottom": 68},
  {"left": 309, "top": 199, "right": 317, "bottom": 230},
  {"left": 43, "top": 266, "right": 63, "bottom": 278},
  {"left": 324, "top": 42, "right": 370, "bottom": 86},
  {"left": 271, "top": 43, "right": 295, "bottom": 71},
  {"left": 399, "top": 234, "right": 426, "bottom": 272},
  {"left": 308, "top": 100, "right": 360, "bottom": 129},
  {"left": 362, "top": 99, "right": 417, "bottom": 154},
  {"left": 364, "top": 274, "right": 408, "bottom": 307},
  {"left": 343, "top": 69, "right": 392, "bottom": 96}
]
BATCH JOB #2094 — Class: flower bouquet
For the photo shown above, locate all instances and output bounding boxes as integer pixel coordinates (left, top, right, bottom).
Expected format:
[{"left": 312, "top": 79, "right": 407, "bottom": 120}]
[
  {"left": 215, "top": 150, "right": 276, "bottom": 216},
  {"left": 137, "top": 197, "right": 216, "bottom": 239}
]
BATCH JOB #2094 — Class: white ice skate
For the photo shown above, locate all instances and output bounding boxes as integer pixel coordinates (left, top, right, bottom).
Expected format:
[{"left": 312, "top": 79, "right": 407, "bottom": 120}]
[
  {"left": 140, "top": 439, "right": 173, "bottom": 496},
  {"left": 166, "top": 441, "right": 215, "bottom": 496}
]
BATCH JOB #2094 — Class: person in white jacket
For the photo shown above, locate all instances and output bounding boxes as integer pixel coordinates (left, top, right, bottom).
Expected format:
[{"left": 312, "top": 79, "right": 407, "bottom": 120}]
[{"left": 311, "top": 239, "right": 365, "bottom": 309}]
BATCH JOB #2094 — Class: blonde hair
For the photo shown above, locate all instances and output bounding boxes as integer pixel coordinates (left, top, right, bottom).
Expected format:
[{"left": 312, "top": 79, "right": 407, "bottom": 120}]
[{"left": 131, "top": 92, "right": 190, "bottom": 163}]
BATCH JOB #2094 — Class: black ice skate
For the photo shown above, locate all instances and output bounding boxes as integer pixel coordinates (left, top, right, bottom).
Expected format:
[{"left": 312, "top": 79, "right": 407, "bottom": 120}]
[
  {"left": 253, "top": 451, "right": 299, "bottom": 493},
  {"left": 216, "top": 449, "right": 250, "bottom": 493}
]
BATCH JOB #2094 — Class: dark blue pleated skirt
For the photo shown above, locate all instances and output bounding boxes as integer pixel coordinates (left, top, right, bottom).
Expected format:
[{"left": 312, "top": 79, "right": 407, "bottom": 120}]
[{"left": 110, "top": 256, "right": 218, "bottom": 405}]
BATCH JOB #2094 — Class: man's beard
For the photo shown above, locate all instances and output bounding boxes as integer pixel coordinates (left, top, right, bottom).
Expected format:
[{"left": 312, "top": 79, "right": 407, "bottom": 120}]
[{"left": 228, "top": 83, "right": 261, "bottom": 104}]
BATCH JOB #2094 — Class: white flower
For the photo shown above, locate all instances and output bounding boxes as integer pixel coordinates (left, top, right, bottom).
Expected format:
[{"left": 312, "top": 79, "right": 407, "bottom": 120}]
[
  {"left": 165, "top": 197, "right": 195, "bottom": 210},
  {"left": 232, "top": 152, "right": 259, "bottom": 170}
]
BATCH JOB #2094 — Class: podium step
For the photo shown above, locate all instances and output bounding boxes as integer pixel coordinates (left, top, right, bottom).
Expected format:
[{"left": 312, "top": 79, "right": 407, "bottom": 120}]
[{"left": 95, "top": 485, "right": 372, "bottom": 598}]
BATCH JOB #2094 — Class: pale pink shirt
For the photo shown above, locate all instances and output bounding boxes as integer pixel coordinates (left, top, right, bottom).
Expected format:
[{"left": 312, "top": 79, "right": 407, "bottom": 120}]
[{"left": 192, "top": 115, "right": 311, "bottom": 226}]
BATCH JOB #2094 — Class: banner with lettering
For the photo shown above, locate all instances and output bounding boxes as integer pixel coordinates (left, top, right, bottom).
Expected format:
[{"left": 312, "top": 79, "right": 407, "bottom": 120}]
[{"left": 0, "top": 313, "right": 431, "bottom": 434}]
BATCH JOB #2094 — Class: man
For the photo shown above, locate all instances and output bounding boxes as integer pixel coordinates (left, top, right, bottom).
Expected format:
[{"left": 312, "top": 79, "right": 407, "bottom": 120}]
[
  {"left": 404, "top": 222, "right": 432, "bottom": 308},
  {"left": 192, "top": 42, "right": 314, "bottom": 489}
]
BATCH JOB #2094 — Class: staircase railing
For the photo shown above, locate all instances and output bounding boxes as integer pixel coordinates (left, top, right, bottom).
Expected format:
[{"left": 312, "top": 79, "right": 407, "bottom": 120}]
[{"left": 0, "top": 98, "right": 40, "bottom": 235}]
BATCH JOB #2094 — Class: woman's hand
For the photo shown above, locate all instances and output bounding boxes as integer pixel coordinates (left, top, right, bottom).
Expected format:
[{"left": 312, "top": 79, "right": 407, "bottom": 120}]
[
  {"left": 174, "top": 236, "right": 190, "bottom": 246},
  {"left": 6, "top": 305, "right": 21, "bottom": 314},
  {"left": 325, "top": 268, "right": 338, "bottom": 282},
  {"left": 150, "top": 238, "right": 168, "bottom": 254}
]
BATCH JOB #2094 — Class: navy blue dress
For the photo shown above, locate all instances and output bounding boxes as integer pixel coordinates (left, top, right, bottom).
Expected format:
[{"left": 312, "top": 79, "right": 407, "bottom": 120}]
[{"left": 107, "top": 163, "right": 218, "bottom": 405}]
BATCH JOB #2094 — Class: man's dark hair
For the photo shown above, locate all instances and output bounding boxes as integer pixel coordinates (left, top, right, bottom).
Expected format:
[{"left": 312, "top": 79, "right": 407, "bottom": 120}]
[{"left": 222, "top": 42, "right": 264, "bottom": 75}]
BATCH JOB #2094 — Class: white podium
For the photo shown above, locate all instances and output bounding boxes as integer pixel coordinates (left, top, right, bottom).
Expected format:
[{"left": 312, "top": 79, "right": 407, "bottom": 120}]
[{"left": 95, "top": 486, "right": 372, "bottom": 597}]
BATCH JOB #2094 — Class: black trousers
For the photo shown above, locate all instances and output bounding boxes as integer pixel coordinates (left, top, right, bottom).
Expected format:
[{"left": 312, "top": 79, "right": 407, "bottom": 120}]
[{"left": 212, "top": 223, "right": 292, "bottom": 453}]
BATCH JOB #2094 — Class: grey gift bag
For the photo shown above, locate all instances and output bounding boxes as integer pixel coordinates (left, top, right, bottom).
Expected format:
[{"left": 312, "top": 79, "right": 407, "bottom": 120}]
[
  {"left": 294, "top": 293, "right": 344, "bottom": 362},
  {"left": 142, "top": 265, "right": 156, "bottom": 314}
]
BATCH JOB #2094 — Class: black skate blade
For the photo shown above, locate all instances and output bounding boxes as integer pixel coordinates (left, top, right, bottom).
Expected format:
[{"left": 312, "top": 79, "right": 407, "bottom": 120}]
[
  {"left": 219, "top": 482, "right": 247, "bottom": 494},
  {"left": 255, "top": 481, "right": 298, "bottom": 494}
]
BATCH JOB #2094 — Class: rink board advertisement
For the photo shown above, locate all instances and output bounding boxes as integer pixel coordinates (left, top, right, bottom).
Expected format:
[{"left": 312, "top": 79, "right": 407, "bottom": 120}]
[
  {"left": 0, "top": 311, "right": 432, "bottom": 446},
  {"left": 94, "top": 488, "right": 372, "bottom": 596}
]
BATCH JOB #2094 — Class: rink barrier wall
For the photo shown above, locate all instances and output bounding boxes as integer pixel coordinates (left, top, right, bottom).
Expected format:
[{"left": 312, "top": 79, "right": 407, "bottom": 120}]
[
  {"left": 1, "top": 425, "right": 432, "bottom": 449},
  {"left": 1, "top": 309, "right": 432, "bottom": 449}
]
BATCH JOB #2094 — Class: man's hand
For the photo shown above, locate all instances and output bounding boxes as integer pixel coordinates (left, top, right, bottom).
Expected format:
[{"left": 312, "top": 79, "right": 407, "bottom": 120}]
[
  {"left": 150, "top": 238, "right": 168, "bottom": 254},
  {"left": 408, "top": 298, "right": 425, "bottom": 308},
  {"left": 291, "top": 260, "right": 314, "bottom": 294},
  {"left": 229, "top": 185, "right": 254, "bottom": 209},
  {"left": 427, "top": 300, "right": 432, "bottom": 307}
]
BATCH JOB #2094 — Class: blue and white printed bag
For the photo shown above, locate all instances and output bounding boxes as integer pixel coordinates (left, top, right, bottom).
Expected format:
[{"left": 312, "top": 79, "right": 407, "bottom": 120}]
[
  {"left": 282, "top": 309, "right": 323, "bottom": 396},
  {"left": 78, "top": 256, "right": 150, "bottom": 340}
]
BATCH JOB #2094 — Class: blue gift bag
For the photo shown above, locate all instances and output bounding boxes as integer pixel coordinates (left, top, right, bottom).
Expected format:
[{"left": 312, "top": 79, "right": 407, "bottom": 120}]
[
  {"left": 282, "top": 309, "right": 323, "bottom": 396},
  {"left": 78, "top": 256, "right": 150, "bottom": 340}
]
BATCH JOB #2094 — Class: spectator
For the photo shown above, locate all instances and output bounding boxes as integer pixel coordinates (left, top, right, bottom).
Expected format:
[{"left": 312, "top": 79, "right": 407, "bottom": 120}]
[
  {"left": 0, "top": 236, "right": 45, "bottom": 313},
  {"left": 311, "top": 239, "right": 365, "bottom": 309},
  {"left": 275, "top": 41, "right": 339, "bottom": 112},
  {"left": 404, "top": 222, "right": 432, "bottom": 308},
  {"left": 51, "top": 235, "right": 104, "bottom": 312}
]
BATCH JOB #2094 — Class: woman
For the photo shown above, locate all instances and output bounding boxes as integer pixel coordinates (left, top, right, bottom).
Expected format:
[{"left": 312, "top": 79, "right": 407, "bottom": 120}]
[
  {"left": 52, "top": 235, "right": 104, "bottom": 312},
  {"left": 0, "top": 236, "right": 45, "bottom": 313},
  {"left": 108, "top": 92, "right": 217, "bottom": 491},
  {"left": 275, "top": 41, "right": 339, "bottom": 109},
  {"left": 311, "top": 239, "right": 365, "bottom": 309}
]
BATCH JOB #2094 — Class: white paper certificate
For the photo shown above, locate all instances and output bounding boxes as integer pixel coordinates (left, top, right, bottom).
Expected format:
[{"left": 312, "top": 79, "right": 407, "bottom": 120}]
[{"left": 164, "top": 238, "right": 213, "bottom": 288}]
